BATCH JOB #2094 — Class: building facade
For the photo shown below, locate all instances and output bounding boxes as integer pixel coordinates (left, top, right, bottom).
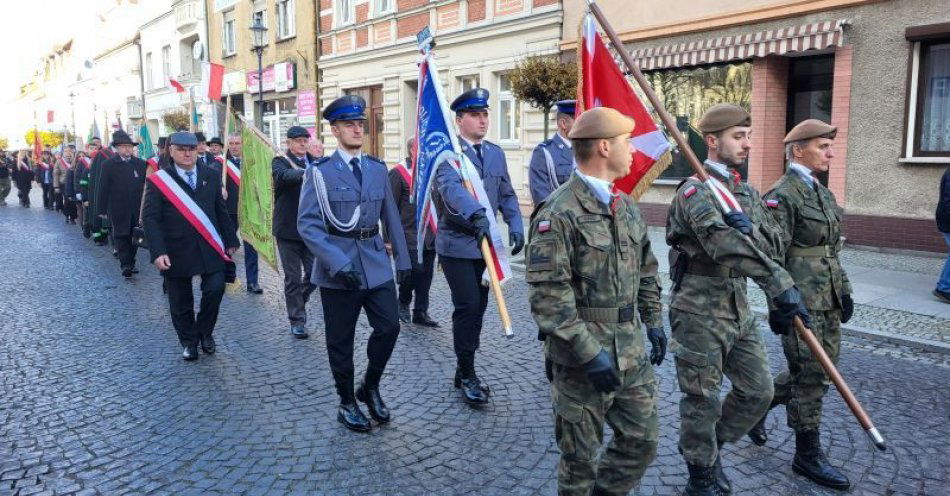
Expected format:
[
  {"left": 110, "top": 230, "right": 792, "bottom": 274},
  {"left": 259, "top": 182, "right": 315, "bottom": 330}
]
[
  {"left": 563, "top": 0, "right": 950, "bottom": 253},
  {"left": 139, "top": 8, "right": 183, "bottom": 139}
]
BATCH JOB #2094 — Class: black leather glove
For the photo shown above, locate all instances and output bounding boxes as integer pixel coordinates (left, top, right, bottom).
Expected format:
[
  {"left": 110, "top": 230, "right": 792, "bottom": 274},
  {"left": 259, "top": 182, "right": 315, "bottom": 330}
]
[
  {"left": 510, "top": 232, "right": 524, "bottom": 256},
  {"left": 337, "top": 264, "right": 363, "bottom": 290},
  {"left": 582, "top": 349, "right": 621, "bottom": 394},
  {"left": 647, "top": 327, "right": 667, "bottom": 366},
  {"left": 770, "top": 286, "right": 812, "bottom": 335},
  {"left": 545, "top": 358, "right": 553, "bottom": 383},
  {"left": 469, "top": 211, "right": 491, "bottom": 243},
  {"left": 396, "top": 269, "right": 411, "bottom": 285},
  {"left": 723, "top": 212, "right": 753, "bottom": 235},
  {"left": 841, "top": 294, "right": 854, "bottom": 324}
]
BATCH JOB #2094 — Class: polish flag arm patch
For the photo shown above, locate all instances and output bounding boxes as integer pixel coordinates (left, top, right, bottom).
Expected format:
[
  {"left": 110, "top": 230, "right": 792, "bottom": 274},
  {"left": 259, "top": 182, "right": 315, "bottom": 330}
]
[
  {"left": 683, "top": 185, "right": 697, "bottom": 199},
  {"left": 765, "top": 199, "right": 779, "bottom": 208},
  {"left": 538, "top": 220, "right": 551, "bottom": 233}
]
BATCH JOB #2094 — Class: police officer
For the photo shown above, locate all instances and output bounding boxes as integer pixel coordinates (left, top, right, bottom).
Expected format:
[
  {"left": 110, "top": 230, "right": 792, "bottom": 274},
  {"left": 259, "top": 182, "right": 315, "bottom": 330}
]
[
  {"left": 526, "top": 107, "right": 666, "bottom": 496},
  {"left": 528, "top": 99, "right": 576, "bottom": 207},
  {"left": 749, "top": 119, "right": 853, "bottom": 490},
  {"left": 97, "top": 130, "right": 147, "bottom": 278},
  {"left": 666, "top": 104, "right": 810, "bottom": 495},
  {"left": 223, "top": 133, "right": 262, "bottom": 294},
  {"left": 273, "top": 126, "right": 319, "bottom": 338},
  {"left": 297, "top": 95, "right": 411, "bottom": 432},
  {"left": 434, "top": 88, "right": 524, "bottom": 405}
]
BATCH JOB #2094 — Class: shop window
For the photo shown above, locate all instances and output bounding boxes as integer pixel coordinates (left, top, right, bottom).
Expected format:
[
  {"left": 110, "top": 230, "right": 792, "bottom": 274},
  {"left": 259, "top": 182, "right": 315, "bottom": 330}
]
[
  {"left": 497, "top": 74, "right": 521, "bottom": 143},
  {"left": 261, "top": 97, "right": 299, "bottom": 146},
  {"left": 277, "top": 0, "right": 296, "bottom": 40},
  {"left": 908, "top": 40, "right": 950, "bottom": 157},
  {"left": 645, "top": 62, "right": 753, "bottom": 180}
]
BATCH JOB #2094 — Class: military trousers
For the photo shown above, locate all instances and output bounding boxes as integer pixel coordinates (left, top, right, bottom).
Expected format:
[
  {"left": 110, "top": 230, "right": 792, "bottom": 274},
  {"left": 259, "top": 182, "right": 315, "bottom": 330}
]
[
  {"left": 551, "top": 361, "right": 658, "bottom": 496},
  {"left": 0, "top": 176, "right": 11, "bottom": 204},
  {"left": 773, "top": 308, "right": 842, "bottom": 432},
  {"left": 670, "top": 309, "right": 774, "bottom": 467}
]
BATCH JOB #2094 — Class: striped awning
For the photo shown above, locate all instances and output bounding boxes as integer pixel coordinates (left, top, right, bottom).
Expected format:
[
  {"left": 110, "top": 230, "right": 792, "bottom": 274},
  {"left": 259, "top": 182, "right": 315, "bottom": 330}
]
[{"left": 631, "top": 19, "right": 851, "bottom": 71}]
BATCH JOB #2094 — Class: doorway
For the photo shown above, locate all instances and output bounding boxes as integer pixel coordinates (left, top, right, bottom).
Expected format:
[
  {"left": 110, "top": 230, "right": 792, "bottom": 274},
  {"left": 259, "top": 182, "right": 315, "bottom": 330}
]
[
  {"left": 786, "top": 54, "right": 834, "bottom": 186},
  {"left": 345, "top": 86, "right": 383, "bottom": 157}
]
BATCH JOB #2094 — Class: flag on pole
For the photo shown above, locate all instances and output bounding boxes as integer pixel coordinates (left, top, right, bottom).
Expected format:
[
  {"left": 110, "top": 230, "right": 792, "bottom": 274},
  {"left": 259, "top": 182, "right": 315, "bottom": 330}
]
[
  {"left": 33, "top": 128, "right": 42, "bottom": 163},
  {"left": 88, "top": 119, "right": 100, "bottom": 143},
  {"left": 46, "top": 110, "right": 54, "bottom": 124},
  {"left": 238, "top": 125, "right": 279, "bottom": 270},
  {"left": 137, "top": 125, "right": 154, "bottom": 160},
  {"left": 200, "top": 62, "right": 225, "bottom": 101},
  {"left": 168, "top": 78, "right": 185, "bottom": 93},
  {"left": 577, "top": 14, "right": 672, "bottom": 199}
]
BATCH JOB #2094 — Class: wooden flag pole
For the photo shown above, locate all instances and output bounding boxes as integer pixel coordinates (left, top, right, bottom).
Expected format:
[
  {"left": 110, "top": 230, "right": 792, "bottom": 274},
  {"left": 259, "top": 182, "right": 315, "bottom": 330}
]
[
  {"left": 586, "top": 0, "right": 885, "bottom": 452},
  {"left": 222, "top": 93, "right": 232, "bottom": 185}
]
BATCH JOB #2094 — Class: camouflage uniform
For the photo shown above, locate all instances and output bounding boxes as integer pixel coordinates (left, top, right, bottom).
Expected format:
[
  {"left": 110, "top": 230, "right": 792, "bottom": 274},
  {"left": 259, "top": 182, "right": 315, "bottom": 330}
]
[
  {"left": 527, "top": 174, "right": 663, "bottom": 496},
  {"left": 764, "top": 169, "right": 852, "bottom": 431},
  {"left": 666, "top": 163, "right": 794, "bottom": 467}
]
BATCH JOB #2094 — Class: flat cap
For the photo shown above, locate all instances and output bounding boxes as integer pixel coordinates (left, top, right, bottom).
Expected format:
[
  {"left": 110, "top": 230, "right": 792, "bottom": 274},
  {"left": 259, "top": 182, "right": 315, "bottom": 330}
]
[
  {"left": 323, "top": 95, "right": 367, "bottom": 122},
  {"left": 287, "top": 126, "right": 311, "bottom": 139},
  {"left": 451, "top": 88, "right": 490, "bottom": 112},
  {"left": 194, "top": 132, "right": 207, "bottom": 143},
  {"left": 169, "top": 132, "right": 198, "bottom": 147},
  {"left": 208, "top": 136, "right": 224, "bottom": 146},
  {"left": 568, "top": 107, "right": 635, "bottom": 140},
  {"left": 697, "top": 103, "right": 751, "bottom": 133},
  {"left": 784, "top": 119, "right": 837, "bottom": 143}
]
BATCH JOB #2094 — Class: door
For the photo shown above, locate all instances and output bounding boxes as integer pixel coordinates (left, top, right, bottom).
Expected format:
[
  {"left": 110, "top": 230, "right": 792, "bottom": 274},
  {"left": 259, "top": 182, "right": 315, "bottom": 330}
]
[
  {"left": 786, "top": 54, "right": 834, "bottom": 186},
  {"left": 345, "top": 85, "right": 384, "bottom": 157}
]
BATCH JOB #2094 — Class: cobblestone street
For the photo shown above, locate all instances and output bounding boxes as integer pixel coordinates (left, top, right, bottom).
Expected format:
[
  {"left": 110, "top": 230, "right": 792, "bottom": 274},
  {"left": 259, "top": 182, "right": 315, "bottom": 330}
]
[{"left": 1, "top": 198, "right": 949, "bottom": 495}]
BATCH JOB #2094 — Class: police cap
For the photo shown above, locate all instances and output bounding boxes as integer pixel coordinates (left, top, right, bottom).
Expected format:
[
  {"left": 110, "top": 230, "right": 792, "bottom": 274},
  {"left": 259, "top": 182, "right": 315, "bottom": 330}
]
[
  {"left": 451, "top": 88, "right": 490, "bottom": 112},
  {"left": 323, "top": 95, "right": 367, "bottom": 122}
]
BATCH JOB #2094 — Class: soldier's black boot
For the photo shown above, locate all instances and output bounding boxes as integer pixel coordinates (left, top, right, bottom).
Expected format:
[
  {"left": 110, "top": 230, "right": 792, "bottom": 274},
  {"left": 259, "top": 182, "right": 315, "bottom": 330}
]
[
  {"left": 335, "top": 377, "right": 371, "bottom": 433},
  {"left": 748, "top": 397, "right": 779, "bottom": 446},
  {"left": 356, "top": 367, "right": 390, "bottom": 423},
  {"left": 714, "top": 443, "right": 731, "bottom": 494},
  {"left": 454, "top": 354, "right": 489, "bottom": 405},
  {"left": 683, "top": 463, "right": 725, "bottom": 496},
  {"left": 792, "top": 430, "right": 850, "bottom": 490}
]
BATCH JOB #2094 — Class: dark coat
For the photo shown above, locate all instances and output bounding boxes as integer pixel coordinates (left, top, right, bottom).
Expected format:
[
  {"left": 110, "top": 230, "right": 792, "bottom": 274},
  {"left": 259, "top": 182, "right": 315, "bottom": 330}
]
[
  {"left": 272, "top": 152, "right": 315, "bottom": 241},
  {"left": 142, "top": 164, "right": 238, "bottom": 278},
  {"left": 224, "top": 152, "right": 241, "bottom": 216},
  {"left": 937, "top": 167, "right": 950, "bottom": 234},
  {"left": 14, "top": 160, "right": 33, "bottom": 189},
  {"left": 97, "top": 155, "right": 148, "bottom": 236},
  {"left": 87, "top": 147, "right": 115, "bottom": 220},
  {"left": 386, "top": 162, "right": 434, "bottom": 253}
]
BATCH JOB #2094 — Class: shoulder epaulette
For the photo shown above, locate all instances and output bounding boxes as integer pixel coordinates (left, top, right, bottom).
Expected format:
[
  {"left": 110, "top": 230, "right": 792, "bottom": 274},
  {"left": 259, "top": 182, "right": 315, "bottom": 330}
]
[
  {"left": 313, "top": 156, "right": 332, "bottom": 168},
  {"left": 365, "top": 155, "right": 386, "bottom": 166}
]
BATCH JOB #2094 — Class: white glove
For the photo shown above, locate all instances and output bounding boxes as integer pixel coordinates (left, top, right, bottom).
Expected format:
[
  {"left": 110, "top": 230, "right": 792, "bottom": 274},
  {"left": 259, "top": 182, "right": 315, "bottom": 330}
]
[{"left": 76, "top": 193, "right": 82, "bottom": 201}]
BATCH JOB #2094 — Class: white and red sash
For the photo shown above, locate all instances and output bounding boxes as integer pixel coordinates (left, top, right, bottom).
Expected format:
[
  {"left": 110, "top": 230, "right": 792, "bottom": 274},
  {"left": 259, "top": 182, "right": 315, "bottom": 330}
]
[
  {"left": 148, "top": 169, "right": 232, "bottom": 262},
  {"left": 224, "top": 159, "right": 241, "bottom": 187},
  {"left": 38, "top": 162, "right": 51, "bottom": 171},
  {"left": 58, "top": 157, "right": 71, "bottom": 170},
  {"left": 146, "top": 155, "right": 159, "bottom": 169},
  {"left": 79, "top": 156, "right": 92, "bottom": 170}
]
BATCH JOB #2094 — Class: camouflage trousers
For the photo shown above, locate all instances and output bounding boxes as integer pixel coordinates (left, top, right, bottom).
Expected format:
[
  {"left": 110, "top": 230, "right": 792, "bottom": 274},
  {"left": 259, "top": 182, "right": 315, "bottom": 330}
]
[
  {"left": 773, "top": 308, "right": 842, "bottom": 431},
  {"left": 670, "top": 309, "right": 774, "bottom": 467},
  {"left": 551, "top": 360, "right": 658, "bottom": 496}
]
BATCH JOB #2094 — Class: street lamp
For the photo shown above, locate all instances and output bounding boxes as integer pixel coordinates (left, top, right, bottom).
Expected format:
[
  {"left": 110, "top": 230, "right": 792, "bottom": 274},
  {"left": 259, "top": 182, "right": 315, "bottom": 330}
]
[{"left": 250, "top": 14, "right": 268, "bottom": 128}]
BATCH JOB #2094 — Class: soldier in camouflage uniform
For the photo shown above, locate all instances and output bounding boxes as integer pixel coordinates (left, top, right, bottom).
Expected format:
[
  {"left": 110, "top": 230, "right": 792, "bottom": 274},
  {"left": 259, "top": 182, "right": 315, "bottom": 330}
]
[
  {"left": 666, "top": 104, "right": 811, "bottom": 496},
  {"left": 749, "top": 119, "right": 852, "bottom": 490},
  {"left": 527, "top": 108, "right": 667, "bottom": 496}
]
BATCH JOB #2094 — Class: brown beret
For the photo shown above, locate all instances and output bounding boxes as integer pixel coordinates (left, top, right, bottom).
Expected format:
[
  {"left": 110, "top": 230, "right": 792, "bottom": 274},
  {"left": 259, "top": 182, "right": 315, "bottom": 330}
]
[
  {"left": 697, "top": 103, "right": 751, "bottom": 133},
  {"left": 784, "top": 119, "right": 837, "bottom": 143},
  {"left": 568, "top": 107, "right": 635, "bottom": 140}
]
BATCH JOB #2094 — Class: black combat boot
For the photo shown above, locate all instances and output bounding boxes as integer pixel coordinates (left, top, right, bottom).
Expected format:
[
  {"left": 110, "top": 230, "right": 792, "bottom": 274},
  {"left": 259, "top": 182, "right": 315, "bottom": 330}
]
[
  {"left": 748, "top": 397, "right": 780, "bottom": 446},
  {"left": 454, "top": 354, "right": 489, "bottom": 405},
  {"left": 714, "top": 443, "right": 731, "bottom": 494},
  {"left": 792, "top": 430, "right": 850, "bottom": 490},
  {"left": 335, "top": 376, "right": 371, "bottom": 432},
  {"left": 683, "top": 463, "right": 725, "bottom": 496},
  {"left": 356, "top": 367, "right": 390, "bottom": 423}
]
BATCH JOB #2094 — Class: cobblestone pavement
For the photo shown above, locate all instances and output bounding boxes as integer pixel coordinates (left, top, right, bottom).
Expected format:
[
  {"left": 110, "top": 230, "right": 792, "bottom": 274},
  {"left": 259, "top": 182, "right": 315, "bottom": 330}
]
[{"left": 1, "top": 198, "right": 949, "bottom": 495}]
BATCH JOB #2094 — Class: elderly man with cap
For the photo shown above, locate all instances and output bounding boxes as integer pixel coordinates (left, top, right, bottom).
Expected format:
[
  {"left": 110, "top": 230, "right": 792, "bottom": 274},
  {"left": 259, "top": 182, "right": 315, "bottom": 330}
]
[
  {"left": 273, "top": 125, "right": 320, "bottom": 338},
  {"left": 666, "top": 103, "right": 809, "bottom": 495},
  {"left": 297, "top": 94, "right": 411, "bottom": 432},
  {"left": 434, "top": 87, "right": 524, "bottom": 406},
  {"left": 528, "top": 99, "right": 577, "bottom": 207},
  {"left": 526, "top": 107, "right": 666, "bottom": 496},
  {"left": 97, "top": 130, "right": 148, "bottom": 278},
  {"left": 744, "top": 119, "right": 852, "bottom": 490},
  {"left": 142, "top": 131, "right": 239, "bottom": 361}
]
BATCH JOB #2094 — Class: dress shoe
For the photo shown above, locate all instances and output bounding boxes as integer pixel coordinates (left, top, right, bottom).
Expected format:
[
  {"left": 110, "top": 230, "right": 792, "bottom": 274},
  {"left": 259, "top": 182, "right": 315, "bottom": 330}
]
[
  {"left": 683, "top": 463, "right": 725, "bottom": 496},
  {"left": 337, "top": 402, "right": 372, "bottom": 432},
  {"left": 82, "top": 227, "right": 92, "bottom": 238},
  {"left": 748, "top": 416, "right": 768, "bottom": 446},
  {"left": 181, "top": 345, "right": 198, "bottom": 361},
  {"left": 792, "top": 430, "right": 851, "bottom": 490},
  {"left": 356, "top": 383, "right": 391, "bottom": 423},
  {"left": 122, "top": 267, "right": 133, "bottom": 278},
  {"left": 455, "top": 356, "right": 489, "bottom": 405},
  {"left": 934, "top": 289, "right": 950, "bottom": 304},
  {"left": 398, "top": 303, "right": 411, "bottom": 323},
  {"left": 247, "top": 283, "right": 263, "bottom": 294},
  {"left": 412, "top": 311, "right": 439, "bottom": 327},
  {"left": 290, "top": 324, "right": 309, "bottom": 339},
  {"left": 200, "top": 336, "right": 216, "bottom": 354},
  {"left": 454, "top": 367, "right": 490, "bottom": 393}
]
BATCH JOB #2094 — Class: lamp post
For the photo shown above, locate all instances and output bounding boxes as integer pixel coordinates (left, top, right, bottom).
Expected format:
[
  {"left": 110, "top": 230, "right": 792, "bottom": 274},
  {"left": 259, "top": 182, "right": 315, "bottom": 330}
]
[{"left": 250, "top": 14, "right": 268, "bottom": 129}]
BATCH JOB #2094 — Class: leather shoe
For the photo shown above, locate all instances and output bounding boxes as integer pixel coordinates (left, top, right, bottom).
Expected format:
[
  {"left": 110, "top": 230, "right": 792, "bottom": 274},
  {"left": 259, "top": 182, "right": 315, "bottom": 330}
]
[
  {"left": 200, "top": 336, "right": 216, "bottom": 354},
  {"left": 412, "top": 311, "right": 439, "bottom": 327},
  {"left": 247, "top": 283, "right": 263, "bottom": 294},
  {"left": 291, "top": 324, "right": 309, "bottom": 339},
  {"left": 454, "top": 367, "right": 490, "bottom": 393},
  {"left": 748, "top": 416, "right": 768, "bottom": 446},
  {"left": 337, "top": 402, "right": 372, "bottom": 432},
  {"left": 398, "top": 303, "right": 411, "bottom": 323},
  {"left": 121, "top": 267, "right": 133, "bottom": 278},
  {"left": 356, "top": 383, "right": 391, "bottom": 423},
  {"left": 181, "top": 345, "right": 198, "bottom": 361}
]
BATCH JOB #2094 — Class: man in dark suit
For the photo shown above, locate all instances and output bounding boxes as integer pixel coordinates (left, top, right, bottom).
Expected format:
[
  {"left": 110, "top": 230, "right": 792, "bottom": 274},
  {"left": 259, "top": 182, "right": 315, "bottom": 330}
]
[
  {"left": 195, "top": 132, "right": 219, "bottom": 173},
  {"left": 87, "top": 137, "right": 115, "bottom": 246},
  {"left": 142, "top": 132, "right": 239, "bottom": 361},
  {"left": 97, "top": 130, "right": 147, "bottom": 277},
  {"left": 224, "top": 133, "right": 262, "bottom": 294},
  {"left": 272, "top": 126, "right": 318, "bottom": 339}
]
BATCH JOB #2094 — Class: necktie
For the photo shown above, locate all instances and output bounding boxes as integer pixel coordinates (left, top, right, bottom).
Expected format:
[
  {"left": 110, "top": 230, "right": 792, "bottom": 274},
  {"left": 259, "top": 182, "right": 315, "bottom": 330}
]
[
  {"left": 473, "top": 144, "right": 484, "bottom": 164},
  {"left": 186, "top": 170, "right": 196, "bottom": 190},
  {"left": 350, "top": 157, "right": 362, "bottom": 185}
]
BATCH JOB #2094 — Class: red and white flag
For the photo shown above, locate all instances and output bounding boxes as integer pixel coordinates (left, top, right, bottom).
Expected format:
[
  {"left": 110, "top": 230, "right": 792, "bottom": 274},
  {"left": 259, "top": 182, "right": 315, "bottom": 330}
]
[
  {"left": 577, "top": 14, "right": 672, "bottom": 199},
  {"left": 148, "top": 169, "right": 232, "bottom": 262},
  {"left": 168, "top": 78, "right": 185, "bottom": 93},
  {"left": 200, "top": 62, "right": 225, "bottom": 101}
]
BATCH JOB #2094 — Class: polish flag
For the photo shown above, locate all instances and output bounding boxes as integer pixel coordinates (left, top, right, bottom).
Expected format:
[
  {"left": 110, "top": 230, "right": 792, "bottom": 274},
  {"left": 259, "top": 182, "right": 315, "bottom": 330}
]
[
  {"left": 168, "top": 78, "right": 185, "bottom": 93},
  {"left": 200, "top": 62, "right": 225, "bottom": 101}
]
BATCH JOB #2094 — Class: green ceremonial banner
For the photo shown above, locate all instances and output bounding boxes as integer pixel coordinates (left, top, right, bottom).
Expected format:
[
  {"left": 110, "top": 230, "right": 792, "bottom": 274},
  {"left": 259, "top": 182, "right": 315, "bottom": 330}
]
[
  {"left": 238, "top": 126, "right": 279, "bottom": 271},
  {"left": 138, "top": 125, "right": 154, "bottom": 159}
]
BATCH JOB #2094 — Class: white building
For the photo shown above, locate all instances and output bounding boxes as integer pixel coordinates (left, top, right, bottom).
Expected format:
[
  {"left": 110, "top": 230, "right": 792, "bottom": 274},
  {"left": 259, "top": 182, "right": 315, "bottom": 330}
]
[{"left": 140, "top": 8, "right": 184, "bottom": 138}]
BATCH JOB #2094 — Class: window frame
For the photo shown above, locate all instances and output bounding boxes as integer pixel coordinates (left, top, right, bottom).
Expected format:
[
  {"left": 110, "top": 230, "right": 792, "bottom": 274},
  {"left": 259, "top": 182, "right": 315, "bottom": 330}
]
[
  {"left": 161, "top": 45, "right": 171, "bottom": 84},
  {"left": 458, "top": 75, "right": 480, "bottom": 94},
  {"left": 496, "top": 73, "right": 521, "bottom": 144},
  {"left": 374, "top": 0, "right": 393, "bottom": 16},
  {"left": 908, "top": 38, "right": 950, "bottom": 158},
  {"left": 276, "top": 0, "right": 296, "bottom": 41},
  {"left": 222, "top": 11, "right": 237, "bottom": 56},
  {"left": 145, "top": 52, "right": 154, "bottom": 90},
  {"left": 336, "top": 0, "right": 355, "bottom": 27}
]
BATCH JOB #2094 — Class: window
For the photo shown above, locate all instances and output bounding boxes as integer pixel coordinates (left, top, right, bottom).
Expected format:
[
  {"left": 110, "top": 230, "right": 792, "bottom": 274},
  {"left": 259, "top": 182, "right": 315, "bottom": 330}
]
[
  {"left": 645, "top": 62, "right": 753, "bottom": 180},
  {"left": 337, "top": 0, "right": 354, "bottom": 26},
  {"left": 911, "top": 40, "right": 950, "bottom": 157},
  {"left": 253, "top": 9, "right": 268, "bottom": 44},
  {"left": 145, "top": 52, "right": 153, "bottom": 90},
  {"left": 375, "top": 0, "right": 392, "bottom": 15},
  {"left": 223, "top": 11, "right": 236, "bottom": 55},
  {"left": 497, "top": 74, "right": 521, "bottom": 143},
  {"left": 161, "top": 45, "right": 171, "bottom": 84},
  {"left": 459, "top": 75, "right": 480, "bottom": 93},
  {"left": 277, "top": 0, "right": 295, "bottom": 40}
]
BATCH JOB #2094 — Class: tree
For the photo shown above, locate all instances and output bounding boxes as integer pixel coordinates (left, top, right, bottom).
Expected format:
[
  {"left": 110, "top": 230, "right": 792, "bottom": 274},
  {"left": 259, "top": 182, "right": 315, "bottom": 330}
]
[
  {"left": 0, "top": 137, "right": 8, "bottom": 150},
  {"left": 508, "top": 56, "right": 578, "bottom": 137},
  {"left": 162, "top": 110, "right": 190, "bottom": 132},
  {"left": 23, "top": 130, "right": 72, "bottom": 149}
]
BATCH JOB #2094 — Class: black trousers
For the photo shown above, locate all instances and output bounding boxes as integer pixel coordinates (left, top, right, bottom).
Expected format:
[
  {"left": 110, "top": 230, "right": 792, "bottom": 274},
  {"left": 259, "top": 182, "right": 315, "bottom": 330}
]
[
  {"left": 165, "top": 271, "right": 225, "bottom": 347},
  {"left": 320, "top": 281, "right": 400, "bottom": 390},
  {"left": 398, "top": 249, "right": 436, "bottom": 313},
  {"left": 17, "top": 184, "right": 30, "bottom": 206},
  {"left": 41, "top": 183, "right": 53, "bottom": 208},
  {"left": 440, "top": 256, "right": 489, "bottom": 358},
  {"left": 114, "top": 235, "right": 138, "bottom": 270},
  {"left": 277, "top": 238, "right": 316, "bottom": 325}
]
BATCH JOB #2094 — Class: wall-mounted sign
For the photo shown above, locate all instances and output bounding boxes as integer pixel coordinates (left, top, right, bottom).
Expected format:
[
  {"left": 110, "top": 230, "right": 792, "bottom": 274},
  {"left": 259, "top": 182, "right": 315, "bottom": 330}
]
[
  {"left": 246, "top": 63, "right": 296, "bottom": 94},
  {"left": 296, "top": 90, "right": 317, "bottom": 125}
]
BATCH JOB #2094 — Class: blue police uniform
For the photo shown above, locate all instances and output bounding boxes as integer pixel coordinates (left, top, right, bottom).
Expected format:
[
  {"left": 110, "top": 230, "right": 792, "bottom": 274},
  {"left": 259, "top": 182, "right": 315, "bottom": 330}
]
[
  {"left": 297, "top": 94, "right": 411, "bottom": 432},
  {"left": 528, "top": 100, "right": 576, "bottom": 207},
  {"left": 434, "top": 87, "right": 524, "bottom": 405}
]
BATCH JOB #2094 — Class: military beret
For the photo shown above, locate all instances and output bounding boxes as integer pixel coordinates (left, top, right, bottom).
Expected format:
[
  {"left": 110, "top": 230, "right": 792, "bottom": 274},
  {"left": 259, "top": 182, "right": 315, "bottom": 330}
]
[
  {"left": 555, "top": 99, "right": 576, "bottom": 116},
  {"left": 697, "top": 103, "right": 751, "bottom": 133},
  {"left": 194, "top": 132, "right": 207, "bottom": 143},
  {"left": 784, "top": 119, "right": 837, "bottom": 143},
  {"left": 208, "top": 136, "right": 224, "bottom": 146},
  {"left": 323, "top": 95, "right": 367, "bottom": 122},
  {"left": 568, "top": 107, "right": 634, "bottom": 140},
  {"left": 169, "top": 132, "right": 198, "bottom": 147},
  {"left": 451, "top": 88, "right": 490, "bottom": 112},
  {"left": 287, "top": 126, "right": 311, "bottom": 139}
]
